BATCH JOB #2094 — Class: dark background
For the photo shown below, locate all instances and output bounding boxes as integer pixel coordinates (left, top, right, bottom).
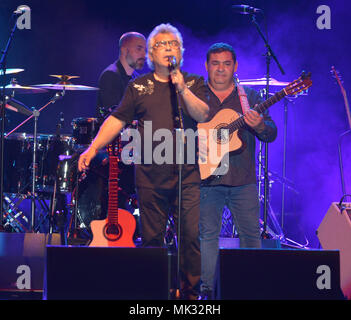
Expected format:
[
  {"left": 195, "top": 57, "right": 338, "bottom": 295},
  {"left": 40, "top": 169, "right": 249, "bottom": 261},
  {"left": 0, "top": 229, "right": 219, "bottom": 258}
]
[{"left": 1, "top": 0, "right": 350, "bottom": 247}]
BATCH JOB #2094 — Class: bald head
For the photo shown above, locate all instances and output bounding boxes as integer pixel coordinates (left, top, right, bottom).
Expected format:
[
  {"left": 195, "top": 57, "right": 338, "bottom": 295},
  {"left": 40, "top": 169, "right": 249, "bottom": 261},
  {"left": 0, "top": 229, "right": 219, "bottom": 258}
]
[
  {"left": 118, "top": 32, "right": 146, "bottom": 74},
  {"left": 119, "top": 32, "right": 146, "bottom": 52}
]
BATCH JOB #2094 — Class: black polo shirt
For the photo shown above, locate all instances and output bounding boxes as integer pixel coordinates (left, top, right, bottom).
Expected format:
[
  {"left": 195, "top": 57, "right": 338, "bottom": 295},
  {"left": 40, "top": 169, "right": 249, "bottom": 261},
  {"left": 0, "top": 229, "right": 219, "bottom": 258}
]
[
  {"left": 111, "top": 71, "right": 208, "bottom": 189},
  {"left": 205, "top": 84, "right": 277, "bottom": 187},
  {"left": 97, "top": 60, "right": 135, "bottom": 116}
]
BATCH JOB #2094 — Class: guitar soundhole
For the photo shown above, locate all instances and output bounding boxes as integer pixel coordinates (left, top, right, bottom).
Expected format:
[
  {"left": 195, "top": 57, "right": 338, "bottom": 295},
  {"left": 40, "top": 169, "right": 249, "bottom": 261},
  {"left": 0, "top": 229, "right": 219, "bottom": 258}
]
[
  {"left": 214, "top": 124, "right": 230, "bottom": 144},
  {"left": 103, "top": 223, "right": 123, "bottom": 241}
]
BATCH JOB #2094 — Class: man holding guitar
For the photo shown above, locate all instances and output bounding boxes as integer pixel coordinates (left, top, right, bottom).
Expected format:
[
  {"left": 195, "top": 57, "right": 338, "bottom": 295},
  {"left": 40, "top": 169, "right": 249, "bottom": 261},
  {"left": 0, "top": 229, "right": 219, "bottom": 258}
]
[
  {"left": 78, "top": 23, "right": 209, "bottom": 300},
  {"left": 198, "top": 43, "right": 277, "bottom": 299}
]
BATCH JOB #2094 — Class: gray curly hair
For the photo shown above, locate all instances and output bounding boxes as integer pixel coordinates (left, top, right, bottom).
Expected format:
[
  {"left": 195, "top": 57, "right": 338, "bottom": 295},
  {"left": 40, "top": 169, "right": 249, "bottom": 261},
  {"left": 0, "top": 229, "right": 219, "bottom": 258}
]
[{"left": 147, "top": 23, "right": 185, "bottom": 70}]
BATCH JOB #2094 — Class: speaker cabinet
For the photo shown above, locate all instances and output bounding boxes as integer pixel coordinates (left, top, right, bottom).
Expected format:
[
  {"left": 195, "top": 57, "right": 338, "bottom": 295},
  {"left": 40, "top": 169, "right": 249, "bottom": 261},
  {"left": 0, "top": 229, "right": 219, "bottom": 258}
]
[
  {"left": 218, "top": 248, "right": 344, "bottom": 300},
  {"left": 45, "top": 246, "right": 169, "bottom": 300},
  {"left": 317, "top": 202, "right": 351, "bottom": 299}
]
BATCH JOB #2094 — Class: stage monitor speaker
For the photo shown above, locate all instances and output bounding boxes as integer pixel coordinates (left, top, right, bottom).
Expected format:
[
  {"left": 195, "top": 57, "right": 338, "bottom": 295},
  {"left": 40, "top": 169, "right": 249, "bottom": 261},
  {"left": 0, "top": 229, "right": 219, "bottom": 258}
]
[
  {"left": 317, "top": 202, "right": 351, "bottom": 299},
  {"left": 218, "top": 248, "right": 344, "bottom": 300},
  {"left": 45, "top": 246, "right": 169, "bottom": 300},
  {"left": 0, "top": 232, "right": 60, "bottom": 299}
]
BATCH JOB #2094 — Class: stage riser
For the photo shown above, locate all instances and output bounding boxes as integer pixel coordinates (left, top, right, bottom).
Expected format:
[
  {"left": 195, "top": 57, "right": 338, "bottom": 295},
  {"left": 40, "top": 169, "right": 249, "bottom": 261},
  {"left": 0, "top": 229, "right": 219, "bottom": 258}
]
[
  {"left": 0, "top": 233, "right": 60, "bottom": 299},
  {"left": 219, "top": 237, "right": 281, "bottom": 248},
  {"left": 0, "top": 233, "right": 346, "bottom": 300}
]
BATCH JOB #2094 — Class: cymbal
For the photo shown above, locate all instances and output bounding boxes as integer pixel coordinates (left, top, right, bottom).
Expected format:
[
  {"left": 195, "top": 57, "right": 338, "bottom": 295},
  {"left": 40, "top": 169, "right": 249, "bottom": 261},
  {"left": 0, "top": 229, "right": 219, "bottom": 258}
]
[
  {"left": 32, "top": 83, "right": 99, "bottom": 91},
  {"left": 0, "top": 68, "right": 24, "bottom": 76},
  {"left": 239, "top": 77, "right": 290, "bottom": 86},
  {"left": 49, "top": 74, "right": 80, "bottom": 85},
  {"left": 5, "top": 83, "right": 48, "bottom": 94}
]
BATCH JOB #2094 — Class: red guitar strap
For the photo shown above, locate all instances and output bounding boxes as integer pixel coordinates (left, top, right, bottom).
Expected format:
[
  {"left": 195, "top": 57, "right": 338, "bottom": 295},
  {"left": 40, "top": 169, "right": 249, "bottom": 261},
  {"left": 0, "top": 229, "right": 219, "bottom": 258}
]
[{"left": 237, "top": 84, "right": 250, "bottom": 114}]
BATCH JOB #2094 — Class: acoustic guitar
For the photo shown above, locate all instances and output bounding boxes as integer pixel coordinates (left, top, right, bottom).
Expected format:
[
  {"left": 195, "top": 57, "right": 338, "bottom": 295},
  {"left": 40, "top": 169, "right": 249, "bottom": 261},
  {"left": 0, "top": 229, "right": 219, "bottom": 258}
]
[
  {"left": 198, "top": 71, "right": 312, "bottom": 181},
  {"left": 89, "top": 138, "right": 136, "bottom": 247}
]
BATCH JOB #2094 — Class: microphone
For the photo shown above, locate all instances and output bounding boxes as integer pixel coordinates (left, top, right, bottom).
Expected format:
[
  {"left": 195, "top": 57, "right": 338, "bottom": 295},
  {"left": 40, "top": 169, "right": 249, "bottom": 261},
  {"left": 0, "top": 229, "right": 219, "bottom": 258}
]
[
  {"left": 60, "top": 112, "right": 64, "bottom": 127},
  {"left": 168, "top": 56, "right": 178, "bottom": 71},
  {"left": 232, "top": 4, "right": 263, "bottom": 15}
]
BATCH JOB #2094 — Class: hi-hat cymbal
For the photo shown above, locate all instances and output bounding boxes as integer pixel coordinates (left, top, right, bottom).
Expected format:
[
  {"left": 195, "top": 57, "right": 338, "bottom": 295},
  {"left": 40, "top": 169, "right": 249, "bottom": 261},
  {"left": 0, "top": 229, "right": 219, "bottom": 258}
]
[
  {"left": 32, "top": 83, "right": 99, "bottom": 91},
  {"left": 5, "top": 83, "right": 48, "bottom": 94},
  {"left": 239, "top": 77, "right": 290, "bottom": 86},
  {"left": 0, "top": 68, "right": 24, "bottom": 76}
]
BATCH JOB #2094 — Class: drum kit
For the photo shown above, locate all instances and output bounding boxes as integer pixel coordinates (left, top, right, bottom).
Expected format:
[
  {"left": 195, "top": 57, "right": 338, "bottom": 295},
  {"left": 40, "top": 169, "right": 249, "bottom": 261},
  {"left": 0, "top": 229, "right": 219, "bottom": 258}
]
[
  {"left": 1, "top": 68, "right": 307, "bottom": 247},
  {"left": 1, "top": 69, "right": 137, "bottom": 243}
]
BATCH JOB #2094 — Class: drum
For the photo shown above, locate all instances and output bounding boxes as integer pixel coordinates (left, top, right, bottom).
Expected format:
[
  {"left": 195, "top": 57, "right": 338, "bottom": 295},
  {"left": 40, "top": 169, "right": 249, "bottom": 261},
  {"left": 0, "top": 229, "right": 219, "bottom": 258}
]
[
  {"left": 3, "top": 133, "right": 34, "bottom": 194},
  {"left": 71, "top": 117, "right": 102, "bottom": 145},
  {"left": 38, "top": 134, "right": 76, "bottom": 193},
  {"left": 4, "top": 133, "right": 76, "bottom": 194}
]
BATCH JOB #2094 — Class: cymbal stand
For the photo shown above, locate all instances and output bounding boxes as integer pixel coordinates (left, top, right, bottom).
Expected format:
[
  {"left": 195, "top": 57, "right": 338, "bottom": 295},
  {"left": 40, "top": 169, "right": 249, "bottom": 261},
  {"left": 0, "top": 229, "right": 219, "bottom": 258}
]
[
  {"left": 0, "top": 11, "right": 20, "bottom": 230},
  {"left": 5, "top": 90, "right": 65, "bottom": 231}
]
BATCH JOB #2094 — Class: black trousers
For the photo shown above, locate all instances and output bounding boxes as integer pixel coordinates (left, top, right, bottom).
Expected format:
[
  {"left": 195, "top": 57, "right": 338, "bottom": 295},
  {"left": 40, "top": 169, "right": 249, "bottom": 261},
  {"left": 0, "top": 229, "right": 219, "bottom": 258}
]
[{"left": 136, "top": 184, "right": 201, "bottom": 294}]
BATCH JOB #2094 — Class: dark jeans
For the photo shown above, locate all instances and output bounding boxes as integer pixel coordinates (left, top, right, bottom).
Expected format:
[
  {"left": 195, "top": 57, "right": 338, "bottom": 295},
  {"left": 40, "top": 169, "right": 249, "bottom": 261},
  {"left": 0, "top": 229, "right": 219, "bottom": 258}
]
[
  {"left": 199, "top": 184, "right": 261, "bottom": 292},
  {"left": 137, "top": 184, "right": 201, "bottom": 295}
]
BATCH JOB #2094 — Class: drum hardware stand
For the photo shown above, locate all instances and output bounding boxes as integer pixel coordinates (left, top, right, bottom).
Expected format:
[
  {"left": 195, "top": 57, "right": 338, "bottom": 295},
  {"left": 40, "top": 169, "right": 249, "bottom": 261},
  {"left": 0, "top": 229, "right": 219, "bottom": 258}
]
[
  {"left": 2, "top": 193, "right": 29, "bottom": 232},
  {"left": 66, "top": 165, "right": 92, "bottom": 243},
  {"left": 44, "top": 111, "right": 69, "bottom": 244},
  {"left": 0, "top": 10, "right": 20, "bottom": 230},
  {"left": 246, "top": 12, "right": 285, "bottom": 239},
  {"left": 5, "top": 90, "right": 65, "bottom": 231}
]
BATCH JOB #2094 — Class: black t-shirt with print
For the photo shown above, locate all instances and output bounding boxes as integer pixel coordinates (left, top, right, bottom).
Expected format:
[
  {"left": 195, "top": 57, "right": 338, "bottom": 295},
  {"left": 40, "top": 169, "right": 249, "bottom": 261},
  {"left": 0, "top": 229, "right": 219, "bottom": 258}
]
[{"left": 111, "top": 71, "right": 208, "bottom": 189}]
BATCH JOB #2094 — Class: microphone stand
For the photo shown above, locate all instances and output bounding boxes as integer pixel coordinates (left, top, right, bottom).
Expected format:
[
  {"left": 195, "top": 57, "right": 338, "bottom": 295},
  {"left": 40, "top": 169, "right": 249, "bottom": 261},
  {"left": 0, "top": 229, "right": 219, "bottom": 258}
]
[
  {"left": 249, "top": 13, "right": 285, "bottom": 238},
  {"left": 172, "top": 71, "right": 185, "bottom": 300},
  {"left": 0, "top": 13, "right": 19, "bottom": 230}
]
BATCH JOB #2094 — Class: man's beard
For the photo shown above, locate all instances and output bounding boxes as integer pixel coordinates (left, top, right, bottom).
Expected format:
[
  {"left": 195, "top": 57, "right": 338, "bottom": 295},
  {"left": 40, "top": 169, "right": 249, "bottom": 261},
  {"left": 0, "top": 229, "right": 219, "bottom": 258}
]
[{"left": 130, "top": 58, "right": 145, "bottom": 70}]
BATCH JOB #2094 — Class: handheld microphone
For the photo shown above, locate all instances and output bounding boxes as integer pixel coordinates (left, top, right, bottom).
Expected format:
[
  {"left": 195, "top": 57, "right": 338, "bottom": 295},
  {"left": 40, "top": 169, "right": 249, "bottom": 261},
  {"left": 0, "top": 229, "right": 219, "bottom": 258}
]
[
  {"left": 232, "top": 4, "right": 263, "bottom": 15},
  {"left": 168, "top": 56, "right": 178, "bottom": 71},
  {"left": 60, "top": 112, "right": 64, "bottom": 126}
]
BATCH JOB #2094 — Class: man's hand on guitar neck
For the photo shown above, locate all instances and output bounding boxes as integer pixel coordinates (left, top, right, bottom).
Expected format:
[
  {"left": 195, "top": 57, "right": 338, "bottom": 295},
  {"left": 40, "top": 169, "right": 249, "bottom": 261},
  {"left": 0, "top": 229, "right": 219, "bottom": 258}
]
[{"left": 243, "top": 107, "right": 265, "bottom": 134}]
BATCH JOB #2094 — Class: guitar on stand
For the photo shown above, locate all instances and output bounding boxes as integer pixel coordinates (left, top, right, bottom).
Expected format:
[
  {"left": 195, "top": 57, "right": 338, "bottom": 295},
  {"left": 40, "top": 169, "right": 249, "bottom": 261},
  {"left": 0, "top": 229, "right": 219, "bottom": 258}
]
[
  {"left": 331, "top": 66, "right": 351, "bottom": 196},
  {"left": 89, "top": 138, "right": 136, "bottom": 247}
]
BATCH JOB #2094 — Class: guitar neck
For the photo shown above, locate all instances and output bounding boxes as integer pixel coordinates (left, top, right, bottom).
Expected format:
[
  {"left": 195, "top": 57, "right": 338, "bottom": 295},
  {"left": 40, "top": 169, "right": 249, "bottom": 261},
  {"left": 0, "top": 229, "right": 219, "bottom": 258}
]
[
  {"left": 228, "top": 89, "right": 286, "bottom": 133},
  {"left": 108, "top": 156, "right": 119, "bottom": 224},
  {"left": 341, "top": 90, "right": 351, "bottom": 130}
]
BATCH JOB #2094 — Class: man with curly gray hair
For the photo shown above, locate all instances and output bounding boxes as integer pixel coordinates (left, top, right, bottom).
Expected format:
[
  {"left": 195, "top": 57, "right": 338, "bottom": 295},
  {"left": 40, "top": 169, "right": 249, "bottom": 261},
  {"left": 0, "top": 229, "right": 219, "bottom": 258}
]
[
  {"left": 146, "top": 23, "right": 184, "bottom": 70},
  {"left": 79, "top": 23, "right": 209, "bottom": 300}
]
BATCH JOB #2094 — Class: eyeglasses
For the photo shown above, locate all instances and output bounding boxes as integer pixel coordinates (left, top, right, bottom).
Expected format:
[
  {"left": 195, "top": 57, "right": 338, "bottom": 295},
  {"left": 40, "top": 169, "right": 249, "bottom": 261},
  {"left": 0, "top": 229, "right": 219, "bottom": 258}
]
[{"left": 153, "top": 40, "right": 180, "bottom": 49}]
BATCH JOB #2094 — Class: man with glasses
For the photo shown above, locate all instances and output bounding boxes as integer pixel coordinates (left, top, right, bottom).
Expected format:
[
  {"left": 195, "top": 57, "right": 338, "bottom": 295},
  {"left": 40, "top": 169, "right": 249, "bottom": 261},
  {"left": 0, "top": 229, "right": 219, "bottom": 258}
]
[{"left": 78, "top": 23, "right": 209, "bottom": 300}]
